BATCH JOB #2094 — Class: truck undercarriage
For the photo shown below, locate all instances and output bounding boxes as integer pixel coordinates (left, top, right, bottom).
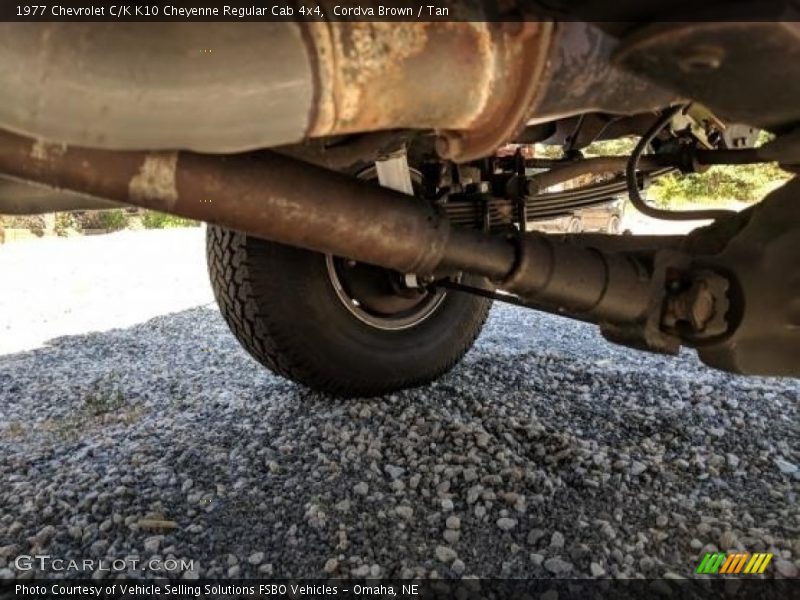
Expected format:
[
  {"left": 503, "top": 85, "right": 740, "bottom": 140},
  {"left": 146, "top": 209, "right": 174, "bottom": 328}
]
[{"left": 2, "top": 9, "right": 799, "bottom": 395}]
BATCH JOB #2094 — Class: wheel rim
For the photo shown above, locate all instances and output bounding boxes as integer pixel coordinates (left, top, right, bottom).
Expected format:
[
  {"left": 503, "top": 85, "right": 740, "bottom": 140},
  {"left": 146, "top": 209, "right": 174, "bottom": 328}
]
[
  {"left": 325, "top": 164, "right": 447, "bottom": 331},
  {"left": 325, "top": 254, "right": 447, "bottom": 331}
]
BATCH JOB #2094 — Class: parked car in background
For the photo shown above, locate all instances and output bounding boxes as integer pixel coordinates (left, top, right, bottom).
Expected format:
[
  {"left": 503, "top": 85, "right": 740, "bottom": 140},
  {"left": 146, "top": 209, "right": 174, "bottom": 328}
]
[{"left": 528, "top": 196, "right": 626, "bottom": 234}]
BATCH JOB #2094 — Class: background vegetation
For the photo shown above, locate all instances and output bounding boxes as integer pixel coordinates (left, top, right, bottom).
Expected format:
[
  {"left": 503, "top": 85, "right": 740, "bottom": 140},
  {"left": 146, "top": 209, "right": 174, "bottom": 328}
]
[
  {"left": 140, "top": 211, "right": 199, "bottom": 229},
  {"left": 1, "top": 209, "right": 199, "bottom": 237},
  {"left": 581, "top": 132, "right": 791, "bottom": 207}
]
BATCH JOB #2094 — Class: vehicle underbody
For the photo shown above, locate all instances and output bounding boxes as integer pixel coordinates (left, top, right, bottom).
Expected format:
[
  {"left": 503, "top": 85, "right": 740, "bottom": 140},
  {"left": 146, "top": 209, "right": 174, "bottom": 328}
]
[{"left": 1, "top": 8, "right": 799, "bottom": 395}]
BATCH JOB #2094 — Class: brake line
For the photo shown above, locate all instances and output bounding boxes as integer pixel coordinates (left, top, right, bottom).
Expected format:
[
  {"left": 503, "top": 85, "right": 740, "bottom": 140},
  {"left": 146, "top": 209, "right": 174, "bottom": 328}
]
[{"left": 626, "top": 105, "right": 736, "bottom": 222}]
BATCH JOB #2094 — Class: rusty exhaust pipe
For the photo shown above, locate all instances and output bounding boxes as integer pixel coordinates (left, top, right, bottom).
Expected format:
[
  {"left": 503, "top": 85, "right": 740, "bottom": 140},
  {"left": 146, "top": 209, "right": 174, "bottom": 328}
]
[{"left": 0, "top": 130, "right": 516, "bottom": 278}]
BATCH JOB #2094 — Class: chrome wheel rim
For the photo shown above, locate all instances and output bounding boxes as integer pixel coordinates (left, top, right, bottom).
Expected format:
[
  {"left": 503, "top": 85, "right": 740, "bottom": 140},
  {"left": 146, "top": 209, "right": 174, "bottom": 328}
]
[{"left": 325, "top": 254, "right": 447, "bottom": 331}]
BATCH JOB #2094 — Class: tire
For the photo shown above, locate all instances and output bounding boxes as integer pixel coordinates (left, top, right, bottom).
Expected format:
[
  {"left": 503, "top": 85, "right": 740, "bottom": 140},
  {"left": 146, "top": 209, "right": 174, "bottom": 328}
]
[
  {"left": 607, "top": 214, "right": 622, "bottom": 235},
  {"left": 206, "top": 225, "right": 492, "bottom": 397}
]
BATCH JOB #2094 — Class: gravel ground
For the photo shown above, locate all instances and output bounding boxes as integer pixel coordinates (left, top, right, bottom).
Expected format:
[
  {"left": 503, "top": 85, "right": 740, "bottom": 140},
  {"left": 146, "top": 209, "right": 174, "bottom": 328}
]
[{"left": 0, "top": 229, "right": 798, "bottom": 581}]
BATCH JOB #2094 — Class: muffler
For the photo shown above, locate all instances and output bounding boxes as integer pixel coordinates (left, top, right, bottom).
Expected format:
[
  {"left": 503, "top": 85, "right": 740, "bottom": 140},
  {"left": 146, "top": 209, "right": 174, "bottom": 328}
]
[
  {"left": 0, "top": 18, "right": 675, "bottom": 164},
  {"left": 0, "top": 19, "right": 553, "bottom": 163}
]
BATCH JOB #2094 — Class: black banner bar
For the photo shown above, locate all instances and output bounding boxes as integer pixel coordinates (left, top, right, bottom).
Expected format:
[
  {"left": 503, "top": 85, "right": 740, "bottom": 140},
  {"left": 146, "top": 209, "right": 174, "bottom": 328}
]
[
  {"left": 2, "top": 0, "right": 800, "bottom": 22},
  {"left": 2, "top": 578, "right": 799, "bottom": 600}
]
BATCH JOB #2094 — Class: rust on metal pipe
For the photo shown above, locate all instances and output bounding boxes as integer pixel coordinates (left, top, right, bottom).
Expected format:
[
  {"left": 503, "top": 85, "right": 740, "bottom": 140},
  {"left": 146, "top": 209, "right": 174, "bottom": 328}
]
[{"left": 0, "top": 129, "right": 516, "bottom": 278}]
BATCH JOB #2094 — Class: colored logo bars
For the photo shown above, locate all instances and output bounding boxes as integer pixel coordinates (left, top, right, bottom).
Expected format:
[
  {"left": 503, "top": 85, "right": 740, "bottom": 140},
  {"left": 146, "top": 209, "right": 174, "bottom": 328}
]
[{"left": 696, "top": 552, "right": 773, "bottom": 575}]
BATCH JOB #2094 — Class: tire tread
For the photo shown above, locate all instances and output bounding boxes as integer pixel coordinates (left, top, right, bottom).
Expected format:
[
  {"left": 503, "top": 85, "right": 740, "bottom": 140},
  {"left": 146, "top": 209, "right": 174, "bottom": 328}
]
[{"left": 206, "top": 225, "right": 490, "bottom": 396}]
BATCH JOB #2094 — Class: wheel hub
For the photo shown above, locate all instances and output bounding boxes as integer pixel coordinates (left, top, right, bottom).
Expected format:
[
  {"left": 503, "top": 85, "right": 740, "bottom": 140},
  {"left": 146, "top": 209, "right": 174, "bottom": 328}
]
[{"left": 325, "top": 255, "right": 446, "bottom": 330}]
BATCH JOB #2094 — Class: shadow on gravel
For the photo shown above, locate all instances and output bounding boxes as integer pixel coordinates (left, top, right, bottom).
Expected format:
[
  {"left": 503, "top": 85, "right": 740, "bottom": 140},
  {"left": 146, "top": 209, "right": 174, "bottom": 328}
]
[{"left": 0, "top": 305, "right": 798, "bottom": 579}]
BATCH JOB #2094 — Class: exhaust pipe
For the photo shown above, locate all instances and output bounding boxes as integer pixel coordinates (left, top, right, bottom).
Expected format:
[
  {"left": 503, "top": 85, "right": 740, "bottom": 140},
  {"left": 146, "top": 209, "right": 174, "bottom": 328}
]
[{"left": 0, "top": 129, "right": 515, "bottom": 277}]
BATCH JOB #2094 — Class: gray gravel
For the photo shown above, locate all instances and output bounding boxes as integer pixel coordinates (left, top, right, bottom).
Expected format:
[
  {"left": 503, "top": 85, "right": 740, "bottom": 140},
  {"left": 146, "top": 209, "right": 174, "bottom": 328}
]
[{"left": 0, "top": 230, "right": 799, "bottom": 580}]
